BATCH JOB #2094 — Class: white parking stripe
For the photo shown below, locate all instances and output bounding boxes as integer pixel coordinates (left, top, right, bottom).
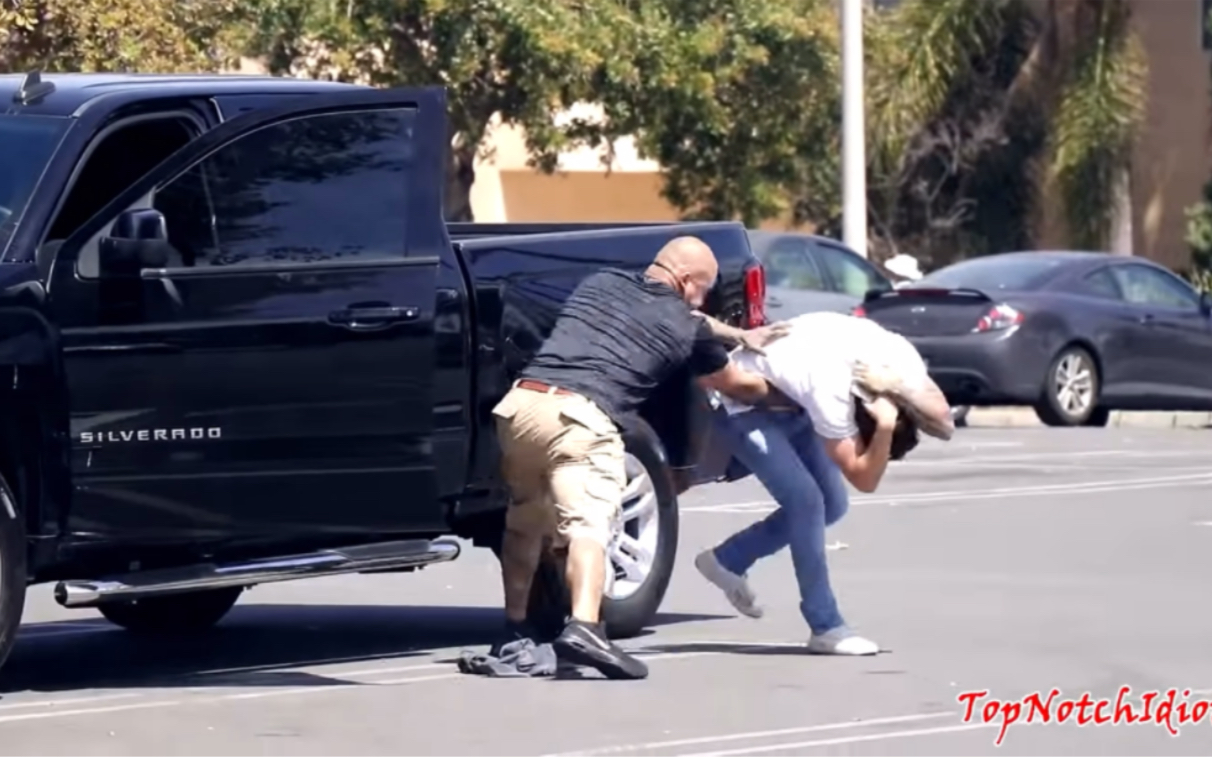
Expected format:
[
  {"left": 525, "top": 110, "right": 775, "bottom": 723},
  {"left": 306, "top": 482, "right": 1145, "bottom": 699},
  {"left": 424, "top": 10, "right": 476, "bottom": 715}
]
[
  {"left": 0, "top": 699, "right": 183, "bottom": 725},
  {"left": 897, "top": 449, "right": 1210, "bottom": 467},
  {"left": 684, "top": 472, "right": 1212, "bottom": 513},
  {"left": 221, "top": 672, "right": 462, "bottom": 701},
  {"left": 546, "top": 712, "right": 956, "bottom": 756},
  {"left": 0, "top": 668, "right": 455, "bottom": 724},
  {"left": 679, "top": 722, "right": 996, "bottom": 756},
  {"left": 192, "top": 647, "right": 445, "bottom": 677},
  {"left": 0, "top": 693, "right": 143, "bottom": 713},
  {"left": 0, "top": 641, "right": 793, "bottom": 726}
]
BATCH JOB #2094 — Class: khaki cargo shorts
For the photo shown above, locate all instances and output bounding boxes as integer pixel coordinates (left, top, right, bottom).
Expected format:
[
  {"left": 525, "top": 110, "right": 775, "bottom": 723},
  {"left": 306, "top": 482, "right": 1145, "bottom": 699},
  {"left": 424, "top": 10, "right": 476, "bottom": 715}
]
[{"left": 492, "top": 381, "right": 626, "bottom": 549}]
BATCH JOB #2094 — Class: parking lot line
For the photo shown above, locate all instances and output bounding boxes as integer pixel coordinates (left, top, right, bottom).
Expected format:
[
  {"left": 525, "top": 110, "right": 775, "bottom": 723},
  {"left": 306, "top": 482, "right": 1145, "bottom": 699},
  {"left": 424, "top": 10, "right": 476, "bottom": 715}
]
[
  {"left": 0, "top": 692, "right": 143, "bottom": 713},
  {"left": 684, "top": 471, "right": 1212, "bottom": 513},
  {"left": 678, "top": 721, "right": 997, "bottom": 756},
  {"left": 898, "top": 448, "right": 1210, "bottom": 467},
  {"left": 545, "top": 712, "right": 957, "bottom": 756},
  {"left": 0, "top": 640, "right": 816, "bottom": 727}
]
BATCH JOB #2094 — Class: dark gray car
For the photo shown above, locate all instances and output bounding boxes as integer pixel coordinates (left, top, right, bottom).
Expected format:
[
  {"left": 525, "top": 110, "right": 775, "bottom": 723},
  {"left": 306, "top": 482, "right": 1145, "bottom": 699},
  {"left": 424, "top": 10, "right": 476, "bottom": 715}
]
[{"left": 859, "top": 251, "right": 1212, "bottom": 426}]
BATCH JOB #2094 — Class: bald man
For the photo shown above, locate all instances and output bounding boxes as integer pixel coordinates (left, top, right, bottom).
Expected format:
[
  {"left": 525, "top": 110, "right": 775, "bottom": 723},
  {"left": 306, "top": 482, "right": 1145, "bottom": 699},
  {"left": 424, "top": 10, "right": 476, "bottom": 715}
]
[{"left": 492, "top": 237, "right": 786, "bottom": 679}]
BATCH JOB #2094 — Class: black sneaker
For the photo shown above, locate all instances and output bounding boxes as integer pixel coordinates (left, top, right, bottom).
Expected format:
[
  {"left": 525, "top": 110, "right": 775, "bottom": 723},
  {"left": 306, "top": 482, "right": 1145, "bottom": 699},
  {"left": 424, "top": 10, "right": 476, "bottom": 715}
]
[
  {"left": 490, "top": 619, "right": 537, "bottom": 656},
  {"left": 552, "top": 620, "right": 649, "bottom": 680}
]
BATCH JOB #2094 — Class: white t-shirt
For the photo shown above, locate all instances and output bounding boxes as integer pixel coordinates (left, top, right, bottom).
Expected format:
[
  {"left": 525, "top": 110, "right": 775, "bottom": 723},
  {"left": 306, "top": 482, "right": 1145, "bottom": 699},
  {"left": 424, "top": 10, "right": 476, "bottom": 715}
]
[{"left": 719, "top": 312, "right": 928, "bottom": 440}]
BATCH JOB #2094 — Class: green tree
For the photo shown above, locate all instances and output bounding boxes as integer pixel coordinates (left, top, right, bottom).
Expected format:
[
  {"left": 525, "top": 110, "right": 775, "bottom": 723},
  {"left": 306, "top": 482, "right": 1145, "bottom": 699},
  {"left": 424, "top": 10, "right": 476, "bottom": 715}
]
[
  {"left": 1184, "top": 2, "right": 1212, "bottom": 292},
  {"left": 863, "top": 0, "right": 1044, "bottom": 267},
  {"left": 568, "top": 0, "right": 843, "bottom": 228},
  {"left": 1183, "top": 180, "right": 1212, "bottom": 292},
  {"left": 238, "top": 0, "right": 843, "bottom": 227},
  {"left": 866, "top": 0, "right": 1147, "bottom": 262},
  {"left": 0, "top": 0, "right": 243, "bottom": 73},
  {"left": 237, "top": 0, "right": 625, "bottom": 221}
]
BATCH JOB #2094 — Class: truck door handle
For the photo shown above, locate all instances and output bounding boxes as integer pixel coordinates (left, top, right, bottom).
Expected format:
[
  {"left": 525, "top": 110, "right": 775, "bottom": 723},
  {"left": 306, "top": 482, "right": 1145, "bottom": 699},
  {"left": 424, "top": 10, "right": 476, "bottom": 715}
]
[{"left": 327, "top": 305, "right": 420, "bottom": 331}]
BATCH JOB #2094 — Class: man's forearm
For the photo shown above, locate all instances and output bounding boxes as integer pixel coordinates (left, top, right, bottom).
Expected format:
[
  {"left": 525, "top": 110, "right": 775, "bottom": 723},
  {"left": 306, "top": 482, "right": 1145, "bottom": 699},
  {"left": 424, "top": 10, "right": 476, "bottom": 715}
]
[
  {"left": 694, "top": 312, "right": 744, "bottom": 347},
  {"left": 887, "top": 380, "right": 955, "bottom": 440},
  {"left": 700, "top": 366, "right": 773, "bottom": 406},
  {"left": 850, "top": 425, "right": 894, "bottom": 493},
  {"left": 724, "top": 376, "right": 772, "bottom": 406}
]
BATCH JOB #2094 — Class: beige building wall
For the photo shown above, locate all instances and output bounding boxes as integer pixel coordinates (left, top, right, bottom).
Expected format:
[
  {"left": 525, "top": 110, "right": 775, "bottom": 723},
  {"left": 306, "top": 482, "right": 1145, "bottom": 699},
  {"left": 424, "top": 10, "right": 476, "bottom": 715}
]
[
  {"left": 470, "top": 106, "right": 810, "bottom": 232},
  {"left": 1127, "top": 0, "right": 1211, "bottom": 271},
  {"left": 1033, "top": 0, "right": 1211, "bottom": 269}
]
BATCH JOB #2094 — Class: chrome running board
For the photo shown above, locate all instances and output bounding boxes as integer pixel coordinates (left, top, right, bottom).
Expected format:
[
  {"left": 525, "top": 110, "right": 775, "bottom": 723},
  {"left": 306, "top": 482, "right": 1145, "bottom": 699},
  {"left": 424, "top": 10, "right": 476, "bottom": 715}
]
[{"left": 54, "top": 538, "right": 461, "bottom": 608}]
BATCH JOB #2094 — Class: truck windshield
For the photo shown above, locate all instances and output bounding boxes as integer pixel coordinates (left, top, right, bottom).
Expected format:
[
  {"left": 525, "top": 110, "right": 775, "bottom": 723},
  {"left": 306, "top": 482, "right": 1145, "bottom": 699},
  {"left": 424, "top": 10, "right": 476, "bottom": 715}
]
[{"left": 0, "top": 115, "right": 69, "bottom": 255}]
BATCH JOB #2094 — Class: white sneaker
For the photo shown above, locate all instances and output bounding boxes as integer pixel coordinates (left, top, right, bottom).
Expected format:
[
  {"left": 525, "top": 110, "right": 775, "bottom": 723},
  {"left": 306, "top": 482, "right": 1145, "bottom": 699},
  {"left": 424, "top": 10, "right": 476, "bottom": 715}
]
[
  {"left": 694, "top": 549, "right": 763, "bottom": 619},
  {"left": 807, "top": 626, "right": 880, "bottom": 656}
]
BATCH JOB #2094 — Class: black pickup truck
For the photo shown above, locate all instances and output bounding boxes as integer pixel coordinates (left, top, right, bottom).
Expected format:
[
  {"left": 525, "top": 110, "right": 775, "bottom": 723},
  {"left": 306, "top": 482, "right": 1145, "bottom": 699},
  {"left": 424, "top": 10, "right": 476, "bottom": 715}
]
[{"left": 0, "top": 72, "right": 767, "bottom": 672}]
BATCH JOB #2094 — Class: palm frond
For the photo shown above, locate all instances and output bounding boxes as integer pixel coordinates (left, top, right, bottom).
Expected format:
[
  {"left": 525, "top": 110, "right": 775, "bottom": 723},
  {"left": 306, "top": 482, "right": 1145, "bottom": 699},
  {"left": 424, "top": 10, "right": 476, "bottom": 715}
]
[
  {"left": 1050, "top": 0, "right": 1147, "bottom": 251},
  {"left": 866, "top": 0, "right": 1007, "bottom": 171}
]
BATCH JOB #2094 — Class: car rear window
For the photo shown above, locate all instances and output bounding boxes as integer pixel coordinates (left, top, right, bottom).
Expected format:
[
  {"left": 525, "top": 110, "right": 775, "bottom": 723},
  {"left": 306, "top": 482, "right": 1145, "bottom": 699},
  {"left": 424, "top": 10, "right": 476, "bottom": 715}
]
[{"left": 916, "top": 255, "right": 1066, "bottom": 292}]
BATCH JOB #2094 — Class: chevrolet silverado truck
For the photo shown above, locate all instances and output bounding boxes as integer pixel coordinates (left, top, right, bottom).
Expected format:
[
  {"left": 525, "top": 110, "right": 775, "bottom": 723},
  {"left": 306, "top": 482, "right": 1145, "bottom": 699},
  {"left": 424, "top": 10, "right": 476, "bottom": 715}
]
[{"left": 0, "top": 72, "right": 767, "bottom": 672}]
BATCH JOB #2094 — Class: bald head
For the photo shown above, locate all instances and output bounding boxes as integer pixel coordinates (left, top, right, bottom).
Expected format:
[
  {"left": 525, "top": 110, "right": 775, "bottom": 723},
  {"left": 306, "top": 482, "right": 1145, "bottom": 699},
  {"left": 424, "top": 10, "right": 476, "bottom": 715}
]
[
  {"left": 655, "top": 236, "right": 718, "bottom": 276},
  {"left": 648, "top": 236, "right": 719, "bottom": 307}
]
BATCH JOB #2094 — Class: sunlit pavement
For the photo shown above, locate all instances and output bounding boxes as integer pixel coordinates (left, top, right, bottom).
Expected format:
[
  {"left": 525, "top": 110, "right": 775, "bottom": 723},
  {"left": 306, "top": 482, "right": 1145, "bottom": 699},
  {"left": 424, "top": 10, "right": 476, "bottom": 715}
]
[{"left": 2, "top": 426, "right": 1212, "bottom": 756}]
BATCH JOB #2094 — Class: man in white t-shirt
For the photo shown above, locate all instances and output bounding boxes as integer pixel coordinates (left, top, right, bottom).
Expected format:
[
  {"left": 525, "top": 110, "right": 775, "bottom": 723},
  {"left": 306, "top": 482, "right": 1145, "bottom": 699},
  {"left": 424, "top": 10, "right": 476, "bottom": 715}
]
[{"left": 695, "top": 311, "right": 954, "bottom": 655}]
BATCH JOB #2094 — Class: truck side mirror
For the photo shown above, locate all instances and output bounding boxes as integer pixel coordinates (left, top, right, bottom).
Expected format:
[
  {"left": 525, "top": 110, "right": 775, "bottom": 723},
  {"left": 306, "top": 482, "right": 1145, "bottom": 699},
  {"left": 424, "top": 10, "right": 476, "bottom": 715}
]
[{"left": 97, "top": 208, "right": 171, "bottom": 277}]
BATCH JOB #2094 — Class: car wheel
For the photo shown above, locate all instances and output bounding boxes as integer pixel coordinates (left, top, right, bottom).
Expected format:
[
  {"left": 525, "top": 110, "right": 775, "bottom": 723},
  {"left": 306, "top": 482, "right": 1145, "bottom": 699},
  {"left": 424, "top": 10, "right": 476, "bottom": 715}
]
[
  {"left": 0, "top": 472, "right": 27, "bottom": 674},
  {"left": 98, "top": 587, "right": 243, "bottom": 634},
  {"left": 524, "top": 419, "right": 679, "bottom": 641},
  {"left": 1034, "top": 346, "right": 1101, "bottom": 427}
]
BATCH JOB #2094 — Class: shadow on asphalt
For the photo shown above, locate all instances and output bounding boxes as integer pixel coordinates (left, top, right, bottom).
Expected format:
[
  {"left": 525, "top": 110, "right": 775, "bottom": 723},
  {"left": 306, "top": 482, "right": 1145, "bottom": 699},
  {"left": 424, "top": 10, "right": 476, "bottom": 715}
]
[{"left": 2, "top": 605, "right": 727, "bottom": 695}]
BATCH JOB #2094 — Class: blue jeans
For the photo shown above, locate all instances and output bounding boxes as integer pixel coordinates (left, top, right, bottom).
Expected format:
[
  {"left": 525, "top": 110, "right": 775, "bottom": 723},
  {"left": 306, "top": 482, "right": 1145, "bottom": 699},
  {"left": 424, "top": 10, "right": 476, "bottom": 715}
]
[{"left": 712, "top": 408, "right": 849, "bottom": 635}]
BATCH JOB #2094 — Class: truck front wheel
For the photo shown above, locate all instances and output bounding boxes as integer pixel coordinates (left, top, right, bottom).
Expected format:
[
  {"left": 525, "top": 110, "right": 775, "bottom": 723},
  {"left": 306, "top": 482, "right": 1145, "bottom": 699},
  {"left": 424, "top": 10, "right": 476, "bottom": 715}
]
[
  {"left": 0, "top": 471, "right": 27, "bottom": 673},
  {"left": 525, "top": 419, "right": 679, "bottom": 641},
  {"left": 98, "top": 587, "right": 244, "bottom": 634}
]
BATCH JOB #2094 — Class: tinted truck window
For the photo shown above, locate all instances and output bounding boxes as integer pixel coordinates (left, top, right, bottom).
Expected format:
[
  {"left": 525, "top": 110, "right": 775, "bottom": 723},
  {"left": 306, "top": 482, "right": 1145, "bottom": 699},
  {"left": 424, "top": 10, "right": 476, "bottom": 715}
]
[
  {"left": 153, "top": 109, "right": 416, "bottom": 267},
  {"left": 0, "top": 115, "right": 68, "bottom": 253}
]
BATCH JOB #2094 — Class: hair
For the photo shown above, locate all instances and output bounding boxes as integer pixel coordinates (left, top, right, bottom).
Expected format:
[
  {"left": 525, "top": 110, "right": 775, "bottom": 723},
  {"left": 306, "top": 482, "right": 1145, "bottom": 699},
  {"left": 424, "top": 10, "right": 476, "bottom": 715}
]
[{"left": 854, "top": 402, "right": 920, "bottom": 461}]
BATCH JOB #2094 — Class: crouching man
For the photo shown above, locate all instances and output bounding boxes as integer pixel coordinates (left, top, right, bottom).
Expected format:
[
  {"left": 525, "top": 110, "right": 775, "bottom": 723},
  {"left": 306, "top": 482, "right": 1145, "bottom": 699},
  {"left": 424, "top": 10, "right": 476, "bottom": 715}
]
[
  {"left": 491, "top": 237, "right": 787, "bottom": 680},
  {"left": 695, "top": 311, "right": 954, "bottom": 655}
]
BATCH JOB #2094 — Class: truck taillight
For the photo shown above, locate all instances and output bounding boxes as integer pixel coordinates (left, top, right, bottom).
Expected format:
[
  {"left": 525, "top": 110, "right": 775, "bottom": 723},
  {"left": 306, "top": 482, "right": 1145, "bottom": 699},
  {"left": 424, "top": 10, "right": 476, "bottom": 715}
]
[
  {"left": 974, "top": 303, "right": 1023, "bottom": 332},
  {"left": 743, "top": 264, "right": 766, "bottom": 328}
]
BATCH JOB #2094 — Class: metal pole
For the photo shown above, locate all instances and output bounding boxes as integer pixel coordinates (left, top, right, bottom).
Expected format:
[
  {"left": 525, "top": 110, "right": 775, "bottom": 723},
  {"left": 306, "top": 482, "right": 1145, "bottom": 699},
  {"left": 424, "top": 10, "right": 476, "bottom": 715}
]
[{"left": 840, "top": 0, "right": 868, "bottom": 258}]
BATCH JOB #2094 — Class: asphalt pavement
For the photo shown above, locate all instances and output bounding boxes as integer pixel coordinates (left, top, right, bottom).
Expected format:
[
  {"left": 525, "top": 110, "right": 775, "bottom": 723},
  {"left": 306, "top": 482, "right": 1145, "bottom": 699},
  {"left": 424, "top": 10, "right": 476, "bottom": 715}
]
[{"left": 3, "top": 426, "right": 1212, "bottom": 755}]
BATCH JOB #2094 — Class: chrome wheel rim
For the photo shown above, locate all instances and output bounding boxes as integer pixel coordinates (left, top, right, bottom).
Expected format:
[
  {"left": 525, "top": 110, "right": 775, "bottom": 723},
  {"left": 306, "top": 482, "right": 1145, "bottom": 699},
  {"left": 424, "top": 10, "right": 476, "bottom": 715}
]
[
  {"left": 1054, "top": 352, "right": 1095, "bottom": 416},
  {"left": 604, "top": 453, "right": 660, "bottom": 600}
]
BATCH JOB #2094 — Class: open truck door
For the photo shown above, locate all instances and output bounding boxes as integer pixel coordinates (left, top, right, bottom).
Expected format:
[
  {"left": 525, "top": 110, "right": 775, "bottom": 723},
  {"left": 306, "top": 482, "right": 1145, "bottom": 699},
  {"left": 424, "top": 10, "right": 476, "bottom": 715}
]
[{"left": 46, "top": 87, "right": 456, "bottom": 542}]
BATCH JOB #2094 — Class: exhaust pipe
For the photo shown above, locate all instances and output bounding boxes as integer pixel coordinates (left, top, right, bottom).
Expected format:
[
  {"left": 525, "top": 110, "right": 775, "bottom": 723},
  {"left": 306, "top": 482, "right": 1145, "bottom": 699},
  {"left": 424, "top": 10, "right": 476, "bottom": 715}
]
[{"left": 54, "top": 538, "right": 461, "bottom": 609}]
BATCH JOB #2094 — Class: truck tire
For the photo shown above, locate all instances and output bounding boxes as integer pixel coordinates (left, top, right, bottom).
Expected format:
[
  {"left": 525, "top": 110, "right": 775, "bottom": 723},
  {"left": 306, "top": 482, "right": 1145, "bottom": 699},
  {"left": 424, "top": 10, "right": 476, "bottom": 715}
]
[
  {"left": 524, "top": 419, "right": 679, "bottom": 641},
  {"left": 98, "top": 587, "right": 243, "bottom": 634},
  {"left": 0, "top": 471, "right": 27, "bottom": 674}
]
